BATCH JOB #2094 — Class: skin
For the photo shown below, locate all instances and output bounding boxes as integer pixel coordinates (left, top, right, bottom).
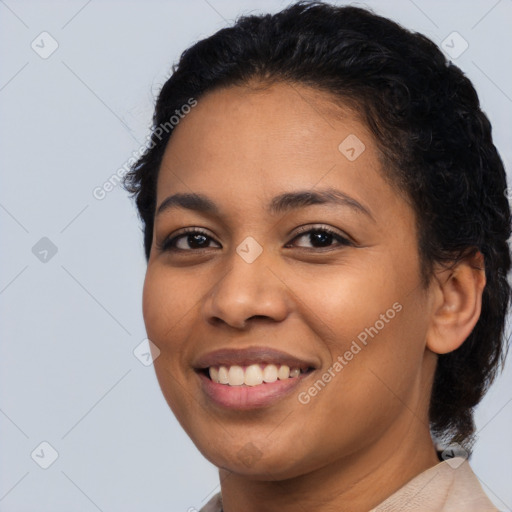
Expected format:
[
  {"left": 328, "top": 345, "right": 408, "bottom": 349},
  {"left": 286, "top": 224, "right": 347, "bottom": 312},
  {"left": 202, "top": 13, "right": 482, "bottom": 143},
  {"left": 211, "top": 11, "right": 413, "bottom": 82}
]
[{"left": 142, "top": 81, "right": 486, "bottom": 512}]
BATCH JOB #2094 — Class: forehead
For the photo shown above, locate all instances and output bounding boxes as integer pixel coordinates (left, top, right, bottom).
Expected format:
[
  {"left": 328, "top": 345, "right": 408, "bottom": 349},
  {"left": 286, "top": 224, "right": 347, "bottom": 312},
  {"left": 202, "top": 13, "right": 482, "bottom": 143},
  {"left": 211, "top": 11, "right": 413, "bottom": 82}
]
[{"left": 155, "top": 82, "right": 403, "bottom": 221}]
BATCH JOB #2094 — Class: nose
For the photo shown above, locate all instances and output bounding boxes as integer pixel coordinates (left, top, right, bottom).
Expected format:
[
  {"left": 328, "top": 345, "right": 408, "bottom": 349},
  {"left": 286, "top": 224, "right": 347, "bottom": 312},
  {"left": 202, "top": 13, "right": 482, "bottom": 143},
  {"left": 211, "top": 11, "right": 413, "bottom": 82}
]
[{"left": 201, "top": 244, "right": 291, "bottom": 330}]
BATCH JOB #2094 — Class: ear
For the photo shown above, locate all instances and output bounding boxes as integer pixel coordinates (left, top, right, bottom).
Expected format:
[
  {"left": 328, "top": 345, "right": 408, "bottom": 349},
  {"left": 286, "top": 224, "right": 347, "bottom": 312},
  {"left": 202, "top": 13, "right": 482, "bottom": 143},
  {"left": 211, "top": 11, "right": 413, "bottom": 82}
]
[{"left": 426, "top": 251, "right": 486, "bottom": 355}]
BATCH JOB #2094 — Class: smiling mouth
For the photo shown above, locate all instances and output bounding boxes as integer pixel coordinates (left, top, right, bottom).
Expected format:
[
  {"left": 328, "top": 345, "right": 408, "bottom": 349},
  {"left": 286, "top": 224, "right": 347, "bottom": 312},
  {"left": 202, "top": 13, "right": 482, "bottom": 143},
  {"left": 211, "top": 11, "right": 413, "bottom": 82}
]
[{"left": 200, "top": 363, "right": 314, "bottom": 386}]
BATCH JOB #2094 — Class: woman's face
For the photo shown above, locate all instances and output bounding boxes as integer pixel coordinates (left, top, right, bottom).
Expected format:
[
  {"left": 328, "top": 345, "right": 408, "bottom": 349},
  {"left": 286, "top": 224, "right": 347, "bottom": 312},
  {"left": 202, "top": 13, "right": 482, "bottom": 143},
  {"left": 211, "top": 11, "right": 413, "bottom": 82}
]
[{"left": 143, "top": 82, "right": 437, "bottom": 479}]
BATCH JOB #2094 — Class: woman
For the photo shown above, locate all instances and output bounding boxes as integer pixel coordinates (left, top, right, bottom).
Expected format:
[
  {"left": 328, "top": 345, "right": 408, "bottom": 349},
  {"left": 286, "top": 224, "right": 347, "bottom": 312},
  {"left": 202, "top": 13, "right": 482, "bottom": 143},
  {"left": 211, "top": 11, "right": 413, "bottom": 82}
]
[{"left": 123, "top": 2, "right": 510, "bottom": 510}]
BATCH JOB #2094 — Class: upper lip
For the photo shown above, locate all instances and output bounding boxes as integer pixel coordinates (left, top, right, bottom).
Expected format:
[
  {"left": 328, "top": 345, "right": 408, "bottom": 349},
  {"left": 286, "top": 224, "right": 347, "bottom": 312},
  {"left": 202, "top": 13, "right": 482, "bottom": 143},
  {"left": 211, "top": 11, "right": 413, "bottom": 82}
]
[{"left": 194, "top": 346, "right": 318, "bottom": 370}]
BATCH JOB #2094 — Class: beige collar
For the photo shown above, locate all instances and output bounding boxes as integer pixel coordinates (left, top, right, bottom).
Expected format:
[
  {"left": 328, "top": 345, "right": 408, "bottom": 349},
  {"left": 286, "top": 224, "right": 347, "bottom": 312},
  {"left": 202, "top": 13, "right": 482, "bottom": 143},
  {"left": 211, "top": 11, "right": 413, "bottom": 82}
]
[
  {"left": 369, "top": 457, "right": 498, "bottom": 512},
  {"left": 200, "top": 458, "right": 499, "bottom": 512}
]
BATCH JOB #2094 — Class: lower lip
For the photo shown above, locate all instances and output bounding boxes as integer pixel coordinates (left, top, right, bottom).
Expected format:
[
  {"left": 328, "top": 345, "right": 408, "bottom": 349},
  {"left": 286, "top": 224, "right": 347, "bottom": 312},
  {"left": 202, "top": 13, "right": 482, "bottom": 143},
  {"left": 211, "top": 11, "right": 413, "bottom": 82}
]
[{"left": 197, "top": 372, "right": 311, "bottom": 410}]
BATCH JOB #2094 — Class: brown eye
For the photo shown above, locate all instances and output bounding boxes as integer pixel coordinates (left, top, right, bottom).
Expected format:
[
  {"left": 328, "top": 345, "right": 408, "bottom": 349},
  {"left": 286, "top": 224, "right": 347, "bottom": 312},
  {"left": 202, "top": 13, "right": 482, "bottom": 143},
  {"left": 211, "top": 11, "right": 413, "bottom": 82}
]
[
  {"left": 287, "top": 226, "right": 352, "bottom": 250},
  {"left": 159, "top": 229, "right": 221, "bottom": 252}
]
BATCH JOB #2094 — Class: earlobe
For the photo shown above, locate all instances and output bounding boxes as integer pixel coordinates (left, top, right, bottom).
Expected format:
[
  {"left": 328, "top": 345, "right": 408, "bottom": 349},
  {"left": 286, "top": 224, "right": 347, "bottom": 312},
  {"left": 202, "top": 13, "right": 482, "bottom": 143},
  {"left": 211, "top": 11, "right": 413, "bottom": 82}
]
[{"left": 426, "top": 251, "right": 486, "bottom": 355}]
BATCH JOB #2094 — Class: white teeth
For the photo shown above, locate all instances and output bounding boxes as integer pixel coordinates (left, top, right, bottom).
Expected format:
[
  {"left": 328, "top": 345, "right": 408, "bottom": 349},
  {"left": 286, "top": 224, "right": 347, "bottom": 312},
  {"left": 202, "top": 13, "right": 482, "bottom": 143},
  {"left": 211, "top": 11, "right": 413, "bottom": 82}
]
[
  {"left": 208, "top": 363, "right": 306, "bottom": 386},
  {"left": 218, "top": 366, "right": 229, "bottom": 384},
  {"left": 228, "top": 365, "right": 245, "bottom": 386},
  {"left": 262, "top": 364, "right": 278, "bottom": 383},
  {"left": 289, "top": 367, "right": 300, "bottom": 378},
  {"left": 244, "top": 364, "right": 263, "bottom": 386},
  {"left": 278, "top": 365, "right": 290, "bottom": 380},
  {"left": 209, "top": 366, "right": 219, "bottom": 383}
]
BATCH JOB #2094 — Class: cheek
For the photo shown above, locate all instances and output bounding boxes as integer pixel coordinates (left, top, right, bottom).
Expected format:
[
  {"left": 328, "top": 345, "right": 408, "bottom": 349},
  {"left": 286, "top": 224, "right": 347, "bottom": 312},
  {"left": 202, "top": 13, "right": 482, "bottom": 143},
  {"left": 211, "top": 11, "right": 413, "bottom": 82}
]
[
  {"left": 142, "top": 271, "right": 169, "bottom": 345},
  {"left": 293, "top": 256, "right": 428, "bottom": 413},
  {"left": 292, "top": 299, "right": 428, "bottom": 461},
  {"left": 330, "top": 291, "right": 429, "bottom": 421},
  {"left": 286, "top": 259, "right": 403, "bottom": 350},
  {"left": 142, "top": 266, "right": 197, "bottom": 346},
  {"left": 142, "top": 268, "right": 198, "bottom": 421}
]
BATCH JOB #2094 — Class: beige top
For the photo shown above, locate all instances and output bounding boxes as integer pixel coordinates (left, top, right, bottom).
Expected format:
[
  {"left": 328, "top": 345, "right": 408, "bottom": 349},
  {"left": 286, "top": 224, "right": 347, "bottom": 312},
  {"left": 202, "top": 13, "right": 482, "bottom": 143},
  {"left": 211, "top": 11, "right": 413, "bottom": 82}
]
[{"left": 199, "top": 457, "right": 500, "bottom": 511}]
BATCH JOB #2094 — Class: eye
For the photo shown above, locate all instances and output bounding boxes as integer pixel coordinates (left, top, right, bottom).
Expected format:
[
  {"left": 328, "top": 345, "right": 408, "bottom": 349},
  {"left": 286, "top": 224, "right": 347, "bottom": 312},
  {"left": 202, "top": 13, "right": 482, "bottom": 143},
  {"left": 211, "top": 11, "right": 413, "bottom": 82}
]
[
  {"left": 157, "top": 225, "right": 352, "bottom": 253},
  {"left": 158, "top": 228, "right": 221, "bottom": 252},
  {"left": 285, "top": 225, "right": 352, "bottom": 250}
]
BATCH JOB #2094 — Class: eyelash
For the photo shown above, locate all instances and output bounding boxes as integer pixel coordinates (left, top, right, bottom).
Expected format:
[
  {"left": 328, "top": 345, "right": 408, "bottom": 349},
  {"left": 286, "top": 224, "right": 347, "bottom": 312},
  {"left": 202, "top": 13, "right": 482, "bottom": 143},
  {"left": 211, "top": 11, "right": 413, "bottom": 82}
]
[{"left": 157, "top": 225, "right": 353, "bottom": 253}]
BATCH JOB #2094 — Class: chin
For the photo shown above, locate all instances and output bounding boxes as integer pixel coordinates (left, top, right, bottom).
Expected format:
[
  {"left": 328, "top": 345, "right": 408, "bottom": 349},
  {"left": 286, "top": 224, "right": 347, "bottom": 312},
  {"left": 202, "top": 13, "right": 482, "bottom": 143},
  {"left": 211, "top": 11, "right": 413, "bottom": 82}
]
[{"left": 194, "top": 438, "right": 314, "bottom": 480}]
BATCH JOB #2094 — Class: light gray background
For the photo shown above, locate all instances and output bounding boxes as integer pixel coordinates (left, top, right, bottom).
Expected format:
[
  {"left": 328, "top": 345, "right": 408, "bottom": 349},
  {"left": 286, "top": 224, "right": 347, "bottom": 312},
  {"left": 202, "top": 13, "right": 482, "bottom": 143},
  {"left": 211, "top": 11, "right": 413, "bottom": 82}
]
[{"left": 1, "top": 0, "right": 511, "bottom": 510}]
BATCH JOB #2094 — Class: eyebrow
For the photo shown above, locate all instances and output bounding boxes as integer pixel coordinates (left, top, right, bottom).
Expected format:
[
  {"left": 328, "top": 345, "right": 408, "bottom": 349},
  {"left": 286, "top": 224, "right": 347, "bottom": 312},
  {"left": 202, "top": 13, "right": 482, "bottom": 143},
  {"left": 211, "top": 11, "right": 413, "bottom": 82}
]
[{"left": 156, "top": 187, "right": 374, "bottom": 221}]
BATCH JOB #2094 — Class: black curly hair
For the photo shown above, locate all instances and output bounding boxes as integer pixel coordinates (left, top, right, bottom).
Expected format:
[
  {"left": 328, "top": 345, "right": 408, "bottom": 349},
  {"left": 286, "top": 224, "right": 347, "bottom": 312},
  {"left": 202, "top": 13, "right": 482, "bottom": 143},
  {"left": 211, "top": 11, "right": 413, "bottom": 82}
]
[{"left": 123, "top": 1, "right": 511, "bottom": 449}]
